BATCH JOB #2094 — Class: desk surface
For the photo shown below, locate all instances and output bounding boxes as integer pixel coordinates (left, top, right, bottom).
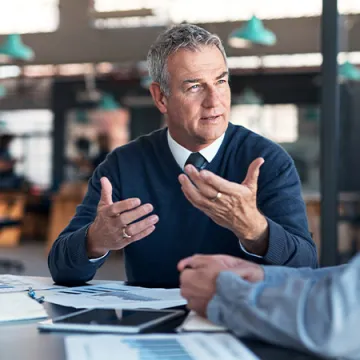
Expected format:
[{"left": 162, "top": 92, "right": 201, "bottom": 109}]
[{"left": 0, "top": 277, "right": 324, "bottom": 360}]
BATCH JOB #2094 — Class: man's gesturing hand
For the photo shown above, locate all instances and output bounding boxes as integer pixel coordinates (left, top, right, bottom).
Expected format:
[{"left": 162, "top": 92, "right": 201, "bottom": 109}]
[
  {"left": 87, "top": 177, "right": 159, "bottom": 258},
  {"left": 178, "top": 158, "right": 269, "bottom": 256}
]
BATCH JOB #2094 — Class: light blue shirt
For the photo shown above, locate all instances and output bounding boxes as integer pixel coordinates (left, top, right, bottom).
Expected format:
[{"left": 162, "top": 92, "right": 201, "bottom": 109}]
[{"left": 207, "top": 255, "right": 359, "bottom": 359}]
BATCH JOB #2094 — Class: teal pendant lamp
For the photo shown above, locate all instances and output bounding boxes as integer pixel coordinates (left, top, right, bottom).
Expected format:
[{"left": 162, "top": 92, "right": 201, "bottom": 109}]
[
  {"left": 339, "top": 61, "right": 360, "bottom": 81},
  {"left": 75, "top": 110, "right": 89, "bottom": 124},
  {"left": 0, "top": 34, "right": 34, "bottom": 61},
  {"left": 98, "top": 93, "right": 120, "bottom": 110},
  {"left": 0, "top": 84, "right": 6, "bottom": 98},
  {"left": 235, "top": 87, "right": 263, "bottom": 105},
  {"left": 228, "top": 16, "right": 276, "bottom": 48},
  {"left": 140, "top": 75, "right": 152, "bottom": 89}
]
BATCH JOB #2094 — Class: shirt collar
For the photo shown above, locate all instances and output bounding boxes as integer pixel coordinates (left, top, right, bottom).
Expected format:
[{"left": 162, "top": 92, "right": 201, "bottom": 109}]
[{"left": 167, "top": 129, "right": 225, "bottom": 170}]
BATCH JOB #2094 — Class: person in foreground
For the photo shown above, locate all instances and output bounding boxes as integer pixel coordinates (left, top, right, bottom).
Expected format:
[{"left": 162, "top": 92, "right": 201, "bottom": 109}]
[
  {"left": 48, "top": 24, "right": 317, "bottom": 286},
  {"left": 178, "top": 254, "right": 359, "bottom": 360}
]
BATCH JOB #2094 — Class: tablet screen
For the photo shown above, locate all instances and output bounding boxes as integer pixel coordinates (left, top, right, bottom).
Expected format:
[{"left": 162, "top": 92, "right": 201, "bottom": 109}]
[{"left": 54, "top": 309, "right": 180, "bottom": 327}]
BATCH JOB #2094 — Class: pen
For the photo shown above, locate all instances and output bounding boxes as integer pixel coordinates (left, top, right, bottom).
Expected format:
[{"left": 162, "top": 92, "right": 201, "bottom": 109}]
[{"left": 27, "top": 287, "right": 45, "bottom": 304}]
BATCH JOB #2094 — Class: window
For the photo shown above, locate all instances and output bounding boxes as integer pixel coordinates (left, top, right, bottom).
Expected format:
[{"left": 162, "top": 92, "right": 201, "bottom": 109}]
[
  {"left": 0, "top": 0, "right": 59, "bottom": 34},
  {"left": 92, "top": 0, "right": 360, "bottom": 28},
  {"left": 230, "top": 104, "right": 298, "bottom": 143},
  {"left": 0, "top": 110, "right": 53, "bottom": 189}
]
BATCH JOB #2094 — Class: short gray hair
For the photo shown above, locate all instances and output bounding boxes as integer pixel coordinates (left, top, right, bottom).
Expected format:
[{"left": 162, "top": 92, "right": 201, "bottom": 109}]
[{"left": 147, "top": 24, "right": 227, "bottom": 96}]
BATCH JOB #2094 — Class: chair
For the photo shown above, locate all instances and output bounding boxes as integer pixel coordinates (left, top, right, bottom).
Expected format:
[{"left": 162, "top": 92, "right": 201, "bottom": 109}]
[
  {"left": 46, "top": 182, "right": 88, "bottom": 254},
  {"left": 0, "top": 192, "right": 26, "bottom": 274}
]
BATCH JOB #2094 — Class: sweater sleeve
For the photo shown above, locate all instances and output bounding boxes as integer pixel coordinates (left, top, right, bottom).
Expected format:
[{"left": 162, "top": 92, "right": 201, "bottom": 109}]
[
  {"left": 48, "top": 151, "right": 121, "bottom": 285},
  {"left": 207, "top": 256, "right": 360, "bottom": 360},
  {"left": 255, "top": 159, "right": 318, "bottom": 268}
]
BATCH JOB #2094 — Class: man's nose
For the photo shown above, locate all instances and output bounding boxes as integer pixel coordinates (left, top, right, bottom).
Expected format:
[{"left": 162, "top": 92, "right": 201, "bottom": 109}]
[{"left": 203, "top": 87, "right": 221, "bottom": 108}]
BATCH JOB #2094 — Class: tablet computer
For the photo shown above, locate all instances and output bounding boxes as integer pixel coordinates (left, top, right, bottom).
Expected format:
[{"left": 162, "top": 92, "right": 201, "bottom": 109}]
[{"left": 38, "top": 308, "right": 185, "bottom": 334}]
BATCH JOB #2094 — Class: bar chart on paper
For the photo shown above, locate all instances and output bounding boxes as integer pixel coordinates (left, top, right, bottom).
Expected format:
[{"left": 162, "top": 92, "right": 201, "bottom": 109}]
[
  {"left": 65, "top": 333, "right": 260, "bottom": 360},
  {"left": 43, "top": 283, "right": 186, "bottom": 309},
  {"left": 0, "top": 275, "right": 61, "bottom": 293}
]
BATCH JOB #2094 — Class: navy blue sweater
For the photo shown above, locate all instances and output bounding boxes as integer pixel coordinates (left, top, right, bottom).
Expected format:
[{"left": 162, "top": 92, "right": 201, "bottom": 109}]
[{"left": 48, "top": 124, "right": 318, "bottom": 285}]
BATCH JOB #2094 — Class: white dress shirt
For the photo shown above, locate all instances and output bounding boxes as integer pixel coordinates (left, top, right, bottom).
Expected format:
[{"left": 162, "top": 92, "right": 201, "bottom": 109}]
[{"left": 167, "top": 130, "right": 224, "bottom": 170}]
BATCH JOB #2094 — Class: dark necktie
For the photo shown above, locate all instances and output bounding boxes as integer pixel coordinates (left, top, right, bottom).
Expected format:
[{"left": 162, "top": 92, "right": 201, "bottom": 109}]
[{"left": 185, "top": 152, "right": 208, "bottom": 171}]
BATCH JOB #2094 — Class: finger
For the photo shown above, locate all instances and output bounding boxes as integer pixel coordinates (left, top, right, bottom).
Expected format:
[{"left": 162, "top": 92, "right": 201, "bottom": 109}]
[
  {"left": 106, "top": 198, "right": 141, "bottom": 217},
  {"left": 118, "top": 203, "right": 154, "bottom": 225},
  {"left": 178, "top": 254, "right": 213, "bottom": 271},
  {"left": 231, "top": 267, "right": 257, "bottom": 281},
  {"left": 179, "top": 174, "right": 209, "bottom": 209},
  {"left": 184, "top": 165, "right": 219, "bottom": 199},
  {"left": 242, "top": 157, "right": 264, "bottom": 189},
  {"left": 178, "top": 257, "right": 193, "bottom": 271},
  {"left": 99, "top": 177, "right": 113, "bottom": 206},
  {"left": 125, "top": 224, "right": 156, "bottom": 244},
  {"left": 125, "top": 214, "right": 159, "bottom": 237},
  {"left": 198, "top": 170, "right": 238, "bottom": 194},
  {"left": 179, "top": 268, "right": 195, "bottom": 288}
]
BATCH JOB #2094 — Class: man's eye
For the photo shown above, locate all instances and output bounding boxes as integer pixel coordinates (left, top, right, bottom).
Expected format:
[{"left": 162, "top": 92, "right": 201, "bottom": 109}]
[
  {"left": 189, "top": 84, "right": 200, "bottom": 91},
  {"left": 218, "top": 79, "right": 227, "bottom": 84}
]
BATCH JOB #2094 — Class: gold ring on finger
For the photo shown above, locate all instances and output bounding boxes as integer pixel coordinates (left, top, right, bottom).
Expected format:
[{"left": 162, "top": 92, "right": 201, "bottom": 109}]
[
  {"left": 122, "top": 225, "right": 132, "bottom": 239},
  {"left": 210, "top": 192, "right": 222, "bottom": 202}
]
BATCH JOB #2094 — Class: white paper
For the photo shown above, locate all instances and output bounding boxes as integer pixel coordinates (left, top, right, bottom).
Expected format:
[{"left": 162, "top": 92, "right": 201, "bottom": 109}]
[
  {"left": 43, "top": 282, "right": 187, "bottom": 309},
  {"left": 65, "top": 333, "right": 259, "bottom": 360},
  {"left": 0, "top": 274, "right": 61, "bottom": 293},
  {"left": 0, "top": 293, "right": 48, "bottom": 322},
  {"left": 177, "top": 310, "right": 227, "bottom": 332}
]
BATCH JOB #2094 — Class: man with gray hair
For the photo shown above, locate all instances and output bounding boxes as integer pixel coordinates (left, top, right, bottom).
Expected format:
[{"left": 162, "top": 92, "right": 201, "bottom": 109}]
[{"left": 48, "top": 24, "right": 317, "bottom": 286}]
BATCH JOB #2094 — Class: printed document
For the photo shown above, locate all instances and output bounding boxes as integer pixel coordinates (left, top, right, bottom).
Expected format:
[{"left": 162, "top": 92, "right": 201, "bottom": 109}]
[
  {"left": 0, "top": 293, "right": 47, "bottom": 322},
  {"left": 43, "top": 283, "right": 187, "bottom": 309},
  {"left": 177, "top": 311, "right": 227, "bottom": 332},
  {"left": 65, "top": 333, "right": 259, "bottom": 360},
  {"left": 0, "top": 274, "right": 61, "bottom": 293}
]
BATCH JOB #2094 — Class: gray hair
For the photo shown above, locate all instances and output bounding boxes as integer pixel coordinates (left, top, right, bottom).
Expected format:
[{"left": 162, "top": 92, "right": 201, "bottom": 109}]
[{"left": 147, "top": 24, "right": 227, "bottom": 96}]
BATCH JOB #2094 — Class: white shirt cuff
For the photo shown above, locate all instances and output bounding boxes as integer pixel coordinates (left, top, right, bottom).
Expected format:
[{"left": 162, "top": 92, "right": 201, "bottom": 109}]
[
  {"left": 89, "top": 252, "right": 109, "bottom": 262},
  {"left": 239, "top": 241, "right": 263, "bottom": 259}
]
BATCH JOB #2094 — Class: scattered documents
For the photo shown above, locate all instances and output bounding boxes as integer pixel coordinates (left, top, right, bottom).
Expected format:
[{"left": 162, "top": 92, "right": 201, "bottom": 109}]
[
  {"left": 65, "top": 333, "right": 259, "bottom": 360},
  {"left": 0, "top": 274, "right": 61, "bottom": 293},
  {"left": 43, "top": 283, "right": 187, "bottom": 309},
  {"left": 0, "top": 293, "right": 48, "bottom": 322},
  {"left": 177, "top": 311, "right": 227, "bottom": 332}
]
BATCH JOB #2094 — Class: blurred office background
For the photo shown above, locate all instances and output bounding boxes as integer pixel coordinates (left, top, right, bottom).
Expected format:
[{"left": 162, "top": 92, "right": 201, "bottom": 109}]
[{"left": 0, "top": 0, "right": 359, "bottom": 278}]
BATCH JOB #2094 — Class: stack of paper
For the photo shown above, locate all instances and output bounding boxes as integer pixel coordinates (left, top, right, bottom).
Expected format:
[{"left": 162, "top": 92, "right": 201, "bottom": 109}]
[
  {"left": 0, "top": 293, "right": 48, "bottom": 322},
  {"left": 65, "top": 333, "right": 260, "bottom": 360},
  {"left": 43, "top": 283, "right": 187, "bottom": 309},
  {"left": 177, "top": 311, "right": 227, "bottom": 332},
  {"left": 0, "top": 274, "right": 61, "bottom": 293}
]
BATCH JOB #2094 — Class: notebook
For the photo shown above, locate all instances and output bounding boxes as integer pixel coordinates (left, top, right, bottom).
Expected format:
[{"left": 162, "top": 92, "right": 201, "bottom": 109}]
[
  {"left": 177, "top": 311, "right": 227, "bottom": 332},
  {"left": 0, "top": 292, "right": 48, "bottom": 322}
]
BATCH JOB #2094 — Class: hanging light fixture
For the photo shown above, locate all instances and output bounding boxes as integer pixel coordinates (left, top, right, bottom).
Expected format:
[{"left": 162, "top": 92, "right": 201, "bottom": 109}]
[
  {"left": 339, "top": 61, "right": 360, "bottom": 81},
  {"left": 234, "top": 87, "right": 263, "bottom": 105},
  {"left": 228, "top": 16, "right": 277, "bottom": 48},
  {"left": 98, "top": 93, "right": 120, "bottom": 111},
  {"left": 140, "top": 75, "right": 152, "bottom": 89},
  {"left": 0, "top": 34, "right": 34, "bottom": 61}
]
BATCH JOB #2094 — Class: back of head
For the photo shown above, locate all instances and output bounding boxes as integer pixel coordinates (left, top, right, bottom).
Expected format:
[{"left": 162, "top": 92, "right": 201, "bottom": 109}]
[
  {"left": 0, "top": 134, "right": 14, "bottom": 150},
  {"left": 147, "top": 24, "right": 227, "bottom": 96},
  {"left": 97, "top": 133, "right": 110, "bottom": 151}
]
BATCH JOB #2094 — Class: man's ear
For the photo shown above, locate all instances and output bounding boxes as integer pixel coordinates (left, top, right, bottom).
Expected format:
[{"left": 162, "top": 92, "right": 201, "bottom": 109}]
[{"left": 149, "top": 82, "right": 168, "bottom": 114}]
